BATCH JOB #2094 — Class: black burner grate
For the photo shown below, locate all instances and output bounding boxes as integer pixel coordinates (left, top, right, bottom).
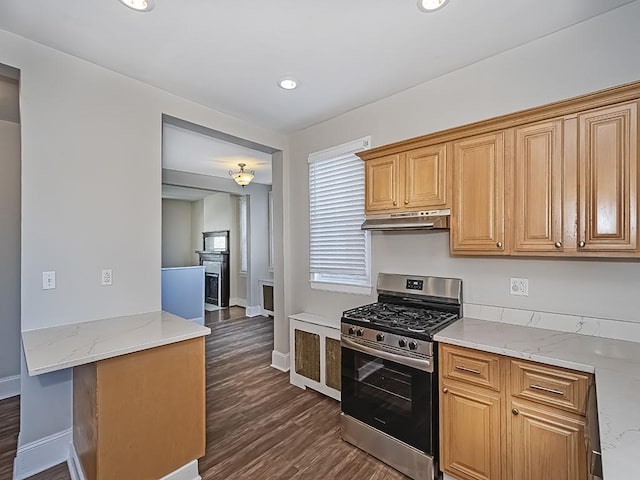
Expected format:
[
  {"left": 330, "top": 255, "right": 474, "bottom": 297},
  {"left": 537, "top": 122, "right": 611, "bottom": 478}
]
[{"left": 342, "top": 302, "right": 458, "bottom": 335}]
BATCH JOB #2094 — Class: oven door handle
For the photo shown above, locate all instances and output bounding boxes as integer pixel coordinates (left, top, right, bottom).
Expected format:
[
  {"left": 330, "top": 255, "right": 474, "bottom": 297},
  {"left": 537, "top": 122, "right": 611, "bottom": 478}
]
[{"left": 342, "top": 337, "right": 434, "bottom": 373}]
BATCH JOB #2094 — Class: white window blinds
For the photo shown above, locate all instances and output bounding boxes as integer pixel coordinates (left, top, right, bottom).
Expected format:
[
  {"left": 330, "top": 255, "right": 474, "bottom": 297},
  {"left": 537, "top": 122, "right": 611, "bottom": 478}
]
[{"left": 308, "top": 137, "right": 371, "bottom": 291}]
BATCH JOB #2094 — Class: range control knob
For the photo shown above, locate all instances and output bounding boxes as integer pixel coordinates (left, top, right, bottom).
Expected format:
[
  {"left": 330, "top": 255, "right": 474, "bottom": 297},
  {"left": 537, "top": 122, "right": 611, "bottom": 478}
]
[
  {"left": 376, "top": 333, "right": 385, "bottom": 342},
  {"left": 356, "top": 329, "right": 364, "bottom": 337},
  {"left": 348, "top": 327, "right": 355, "bottom": 335},
  {"left": 408, "top": 340, "right": 418, "bottom": 351},
  {"left": 398, "top": 338, "right": 407, "bottom": 348}
]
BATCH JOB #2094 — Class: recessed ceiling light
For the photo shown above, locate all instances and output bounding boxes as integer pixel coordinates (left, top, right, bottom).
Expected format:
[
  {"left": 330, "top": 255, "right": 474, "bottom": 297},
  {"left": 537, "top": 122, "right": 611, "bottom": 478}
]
[
  {"left": 119, "top": 0, "right": 154, "bottom": 12},
  {"left": 278, "top": 77, "right": 298, "bottom": 90},
  {"left": 417, "top": 0, "right": 449, "bottom": 12}
]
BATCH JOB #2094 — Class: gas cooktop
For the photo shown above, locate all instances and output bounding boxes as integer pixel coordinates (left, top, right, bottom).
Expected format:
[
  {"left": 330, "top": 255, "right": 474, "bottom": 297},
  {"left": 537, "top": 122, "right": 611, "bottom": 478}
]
[{"left": 342, "top": 302, "right": 459, "bottom": 340}]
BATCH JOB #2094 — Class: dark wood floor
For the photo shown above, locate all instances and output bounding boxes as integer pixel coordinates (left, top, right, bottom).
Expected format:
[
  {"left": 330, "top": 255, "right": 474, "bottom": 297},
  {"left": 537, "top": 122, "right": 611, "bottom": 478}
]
[{"left": 0, "top": 307, "right": 406, "bottom": 479}]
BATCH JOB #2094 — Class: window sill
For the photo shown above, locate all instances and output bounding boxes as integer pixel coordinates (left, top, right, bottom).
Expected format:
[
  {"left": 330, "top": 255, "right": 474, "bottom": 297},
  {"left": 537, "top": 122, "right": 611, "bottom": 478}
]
[{"left": 310, "top": 281, "right": 372, "bottom": 296}]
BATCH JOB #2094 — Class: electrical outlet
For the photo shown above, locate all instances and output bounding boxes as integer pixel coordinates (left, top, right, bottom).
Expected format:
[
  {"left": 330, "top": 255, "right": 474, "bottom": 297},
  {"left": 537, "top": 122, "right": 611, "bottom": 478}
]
[
  {"left": 510, "top": 277, "right": 529, "bottom": 296},
  {"left": 101, "top": 269, "right": 113, "bottom": 286},
  {"left": 42, "top": 271, "right": 56, "bottom": 290}
]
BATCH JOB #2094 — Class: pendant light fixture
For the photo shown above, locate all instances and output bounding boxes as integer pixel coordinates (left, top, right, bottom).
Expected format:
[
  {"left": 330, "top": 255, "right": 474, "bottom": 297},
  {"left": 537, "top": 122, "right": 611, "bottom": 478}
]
[
  {"left": 118, "top": 0, "right": 155, "bottom": 11},
  {"left": 417, "top": 0, "right": 449, "bottom": 12},
  {"left": 229, "top": 163, "right": 255, "bottom": 187}
]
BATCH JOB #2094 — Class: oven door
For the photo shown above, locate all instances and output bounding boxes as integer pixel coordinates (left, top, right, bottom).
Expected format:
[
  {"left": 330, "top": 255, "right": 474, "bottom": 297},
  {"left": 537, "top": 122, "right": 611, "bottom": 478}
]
[{"left": 341, "top": 338, "right": 436, "bottom": 454}]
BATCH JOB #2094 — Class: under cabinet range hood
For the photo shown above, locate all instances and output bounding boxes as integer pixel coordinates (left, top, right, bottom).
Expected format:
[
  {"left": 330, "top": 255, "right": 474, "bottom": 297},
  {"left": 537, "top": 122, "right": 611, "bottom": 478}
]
[{"left": 361, "top": 209, "right": 450, "bottom": 231}]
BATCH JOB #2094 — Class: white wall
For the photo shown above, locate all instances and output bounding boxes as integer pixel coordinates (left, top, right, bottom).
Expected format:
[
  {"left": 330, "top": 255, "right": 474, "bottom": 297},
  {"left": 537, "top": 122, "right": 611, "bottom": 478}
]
[
  {"left": 191, "top": 199, "right": 204, "bottom": 264},
  {"left": 284, "top": 2, "right": 640, "bottom": 354},
  {"left": 203, "top": 192, "right": 233, "bottom": 231},
  {"left": 0, "top": 28, "right": 285, "bottom": 450},
  {"left": 0, "top": 119, "right": 21, "bottom": 380},
  {"left": 161, "top": 199, "right": 194, "bottom": 268}
]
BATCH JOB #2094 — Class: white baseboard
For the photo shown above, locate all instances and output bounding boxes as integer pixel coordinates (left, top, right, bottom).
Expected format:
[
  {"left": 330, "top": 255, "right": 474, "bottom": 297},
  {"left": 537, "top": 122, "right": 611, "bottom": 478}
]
[
  {"left": 230, "top": 297, "right": 246, "bottom": 307},
  {"left": 245, "top": 305, "right": 262, "bottom": 317},
  {"left": 13, "top": 429, "right": 72, "bottom": 480},
  {"left": 67, "top": 444, "right": 86, "bottom": 480},
  {"left": 69, "top": 443, "right": 199, "bottom": 480},
  {"left": 0, "top": 374, "right": 20, "bottom": 400},
  {"left": 204, "top": 303, "right": 223, "bottom": 312},
  {"left": 271, "top": 351, "right": 290, "bottom": 372},
  {"left": 160, "top": 460, "right": 201, "bottom": 480}
]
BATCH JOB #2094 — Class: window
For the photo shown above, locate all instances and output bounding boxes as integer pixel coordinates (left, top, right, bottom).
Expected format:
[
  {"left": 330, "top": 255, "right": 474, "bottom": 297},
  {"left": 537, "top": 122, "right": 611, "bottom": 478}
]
[
  {"left": 239, "top": 195, "right": 248, "bottom": 274},
  {"left": 308, "top": 136, "right": 372, "bottom": 295}
]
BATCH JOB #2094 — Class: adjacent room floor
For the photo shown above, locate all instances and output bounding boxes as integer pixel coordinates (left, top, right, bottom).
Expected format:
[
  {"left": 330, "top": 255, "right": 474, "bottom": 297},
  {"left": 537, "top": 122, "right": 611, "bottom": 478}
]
[{"left": 0, "top": 307, "right": 406, "bottom": 479}]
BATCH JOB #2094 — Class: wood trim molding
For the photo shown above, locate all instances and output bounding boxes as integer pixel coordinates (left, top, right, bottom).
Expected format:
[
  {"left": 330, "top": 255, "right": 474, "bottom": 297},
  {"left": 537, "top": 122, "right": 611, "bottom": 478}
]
[
  {"left": 0, "top": 375, "right": 20, "bottom": 400},
  {"left": 358, "top": 80, "right": 640, "bottom": 160},
  {"left": 13, "top": 429, "right": 72, "bottom": 480},
  {"left": 271, "top": 350, "right": 290, "bottom": 372}
]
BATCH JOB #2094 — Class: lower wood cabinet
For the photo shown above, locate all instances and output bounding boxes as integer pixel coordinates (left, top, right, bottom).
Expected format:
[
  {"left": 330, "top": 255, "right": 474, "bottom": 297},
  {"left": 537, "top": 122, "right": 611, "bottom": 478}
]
[
  {"left": 289, "top": 314, "right": 341, "bottom": 401},
  {"left": 439, "top": 344, "right": 594, "bottom": 480},
  {"left": 440, "top": 379, "right": 503, "bottom": 480},
  {"left": 509, "top": 399, "right": 587, "bottom": 480}
]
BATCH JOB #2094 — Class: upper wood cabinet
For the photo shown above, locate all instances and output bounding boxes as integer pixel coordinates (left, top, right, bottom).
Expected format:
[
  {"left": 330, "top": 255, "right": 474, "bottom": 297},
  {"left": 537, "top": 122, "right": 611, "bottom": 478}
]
[
  {"left": 577, "top": 101, "right": 638, "bottom": 253},
  {"left": 365, "top": 154, "right": 401, "bottom": 212},
  {"left": 451, "top": 132, "right": 506, "bottom": 254},
  {"left": 357, "top": 81, "right": 640, "bottom": 259},
  {"left": 362, "top": 144, "right": 448, "bottom": 214},
  {"left": 512, "top": 120, "right": 564, "bottom": 254}
]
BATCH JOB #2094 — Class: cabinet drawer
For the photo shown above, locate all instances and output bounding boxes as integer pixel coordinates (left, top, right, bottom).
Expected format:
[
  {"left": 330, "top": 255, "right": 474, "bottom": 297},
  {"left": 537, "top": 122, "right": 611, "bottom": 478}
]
[
  {"left": 510, "top": 359, "right": 592, "bottom": 415},
  {"left": 441, "top": 344, "right": 501, "bottom": 391}
]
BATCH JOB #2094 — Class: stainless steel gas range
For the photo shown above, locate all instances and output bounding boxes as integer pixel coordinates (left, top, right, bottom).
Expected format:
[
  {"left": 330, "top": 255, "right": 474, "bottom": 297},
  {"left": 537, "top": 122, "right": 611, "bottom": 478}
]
[{"left": 340, "top": 273, "right": 463, "bottom": 480}]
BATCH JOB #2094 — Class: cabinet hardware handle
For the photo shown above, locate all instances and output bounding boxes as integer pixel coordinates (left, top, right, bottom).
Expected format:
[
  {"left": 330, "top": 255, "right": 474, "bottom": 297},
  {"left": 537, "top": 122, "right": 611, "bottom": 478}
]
[
  {"left": 554, "top": 241, "right": 562, "bottom": 249},
  {"left": 530, "top": 384, "right": 564, "bottom": 396},
  {"left": 496, "top": 241, "right": 503, "bottom": 248},
  {"left": 578, "top": 241, "right": 586, "bottom": 248},
  {"left": 512, "top": 408, "right": 519, "bottom": 415},
  {"left": 393, "top": 201, "right": 397, "bottom": 206},
  {"left": 455, "top": 365, "right": 481, "bottom": 375},
  {"left": 404, "top": 200, "right": 409, "bottom": 205},
  {"left": 443, "top": 387, "right": 448, "bottom": 393}
]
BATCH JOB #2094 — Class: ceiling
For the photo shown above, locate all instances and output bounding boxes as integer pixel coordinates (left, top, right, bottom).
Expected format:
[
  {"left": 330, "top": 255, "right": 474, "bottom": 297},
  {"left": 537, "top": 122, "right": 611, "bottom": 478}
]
[
  {"left": 0, "top": 1, "right": 634, "bottom": 133},
  {"left": 163, "top": 123, "right": 273, "bottom": 185}
]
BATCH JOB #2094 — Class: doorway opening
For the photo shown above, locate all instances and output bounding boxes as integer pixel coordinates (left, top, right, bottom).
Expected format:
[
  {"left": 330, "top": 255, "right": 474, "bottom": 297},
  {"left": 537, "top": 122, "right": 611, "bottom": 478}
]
[{"left": 160, "top": 115, "right": 280, "bottom": 327}]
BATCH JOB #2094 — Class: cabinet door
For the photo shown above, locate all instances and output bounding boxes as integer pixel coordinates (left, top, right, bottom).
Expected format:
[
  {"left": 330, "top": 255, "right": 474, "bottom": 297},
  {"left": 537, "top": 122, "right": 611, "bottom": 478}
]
[
  {"left": 451, "top": 132, "right": 506, "bottom": 254},
  {"left": 578, "top": 102, "right": 638, "bottom": 253},
  {"left": 509, "top": 400, "right": 587, "bottom": 480},
  {"left": 404, "top": 144, "right": 448, "bottom": 209},
  {"left": 365, "top": 154, "right": 402, "bottom": 213},
  {"left": 440, "top": 380, "right": 503, "bottom": 480},
  {"left": 294, "top": 330, "right": 320, "bottom": 382},
  {"left": 513, "top": 120, "right": 564, "bottom": 253}
]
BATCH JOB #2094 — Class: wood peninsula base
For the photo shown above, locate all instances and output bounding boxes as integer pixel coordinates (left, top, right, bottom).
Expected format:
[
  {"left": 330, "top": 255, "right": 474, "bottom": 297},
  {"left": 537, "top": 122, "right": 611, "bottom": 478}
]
[{"left": 73, "top": 337, "right": 206, "bottom": 480}]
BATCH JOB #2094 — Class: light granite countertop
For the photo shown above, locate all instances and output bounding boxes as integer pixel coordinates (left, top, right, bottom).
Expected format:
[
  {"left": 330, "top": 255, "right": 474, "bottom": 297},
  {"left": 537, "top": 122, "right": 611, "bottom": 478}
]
[
  {"left": 435, "top": 317, "right": 640, "bottom": 480},
  {"left": 22, "top": 311, "right": 211, "bottom": 376}
]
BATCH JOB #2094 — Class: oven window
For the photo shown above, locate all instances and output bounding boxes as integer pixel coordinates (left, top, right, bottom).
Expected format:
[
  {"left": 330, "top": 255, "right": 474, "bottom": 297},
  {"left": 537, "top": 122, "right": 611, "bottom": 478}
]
[
  {"left": 342, "top": 346, "right": 435, "bottom": 454},
  {"left": 355, "top": 356, "right": 412, "bottom": 417}
]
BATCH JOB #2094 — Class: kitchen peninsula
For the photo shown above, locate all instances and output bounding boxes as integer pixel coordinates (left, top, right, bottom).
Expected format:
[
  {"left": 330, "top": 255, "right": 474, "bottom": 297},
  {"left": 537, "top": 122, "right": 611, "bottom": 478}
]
[{"left": 22, "top": 311, "right": 210, "bottom": 480}]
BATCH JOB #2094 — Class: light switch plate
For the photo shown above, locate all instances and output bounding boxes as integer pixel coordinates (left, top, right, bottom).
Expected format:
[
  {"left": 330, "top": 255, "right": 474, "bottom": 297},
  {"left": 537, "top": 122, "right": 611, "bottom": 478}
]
[
  {"left": 510, "top": 277, "right": 529, "bottom": 296},
  {"left": 42, "top": 271, "right": 56, "bottom": 290},
  {"left": 101, "top": 269, "right": 113, "bottom": 286}
]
